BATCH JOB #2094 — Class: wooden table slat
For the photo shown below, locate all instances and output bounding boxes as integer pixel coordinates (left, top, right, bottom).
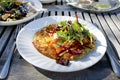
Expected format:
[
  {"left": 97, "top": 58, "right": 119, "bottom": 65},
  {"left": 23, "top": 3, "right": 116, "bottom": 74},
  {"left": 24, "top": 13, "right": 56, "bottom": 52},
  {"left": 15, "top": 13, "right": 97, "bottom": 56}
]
[
  {"left": 110, "top": 14, "right": 120, "bottom": 31},
  {"left": 1, "top": 29, "right": 16, "bottom": 59},
  {"left": 8, "top": 11, "right": 119, "bottom": 80},
  {"left": 90, "top": 13, "right": 120, "bottom": 69},
  {"left": 76, "top": 11, "right": 84, "bottom": 19},
  {"left": 83, "top": 12, "right": 91, "bottom": 22},
  {"left": 57, "top": 11, "right": 62, "bottom": 16},
  {"left": 97, "top": 14, "right": 120, "bottom": 59},
  {"left": 90, "top": 13, "right": 100, "bottom": 27},
  {"left": 0, "top": 27, "right": 14, "bottom": 56},
  {"left": 103, "top": 13, "right": 120, "bottom": 44},
  {"left": 0, "top": 27, "right": 5, "bottom": 38},
  {"left": 50, "top": 11, "right": 56, "bottom": 16},
  {"left": 116, "top": 13, "right": 120, "bottom": 20}
]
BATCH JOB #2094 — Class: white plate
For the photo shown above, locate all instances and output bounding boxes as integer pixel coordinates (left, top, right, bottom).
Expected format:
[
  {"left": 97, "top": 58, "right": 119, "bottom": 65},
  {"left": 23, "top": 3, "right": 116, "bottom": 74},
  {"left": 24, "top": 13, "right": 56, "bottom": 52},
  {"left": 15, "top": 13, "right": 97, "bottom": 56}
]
[
  {"left": 66, "top": 0, "right": 120, "bottom": 13},
  {"left": 39, "top": 0, "right": 56, "bottom": 4},
  {"left": 16, "top": 16, "right": 107, "bottom": 72},
  {"left": 0, "top": 0, "right": 42, "bottom": 26}
]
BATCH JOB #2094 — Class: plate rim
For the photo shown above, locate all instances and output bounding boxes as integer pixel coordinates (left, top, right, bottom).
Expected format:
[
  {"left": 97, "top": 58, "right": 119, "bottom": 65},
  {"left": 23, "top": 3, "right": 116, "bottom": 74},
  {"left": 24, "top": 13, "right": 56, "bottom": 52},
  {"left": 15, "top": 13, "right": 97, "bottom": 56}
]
[{"left": 16, "top": 16, "right": 107, "bottom": 72}]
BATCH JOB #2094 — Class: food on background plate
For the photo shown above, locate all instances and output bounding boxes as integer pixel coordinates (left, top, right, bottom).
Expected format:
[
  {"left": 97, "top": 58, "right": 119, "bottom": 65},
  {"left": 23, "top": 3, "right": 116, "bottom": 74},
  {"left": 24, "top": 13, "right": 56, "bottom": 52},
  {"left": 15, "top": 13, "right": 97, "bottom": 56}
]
[
  {"left": 0, "top": 0, "right": 34, "bottom": 21},
  {"left": 94, "top": 3, "right": 111, "bottom": 10},
  {"left": 39, "top": 0, "right": 56, "bottom": 4},
  {"left": 33, "top": 15, "right": 96, "bottom": 66},
  {"left": 77, "top": 0, "right": 99, "bottom": 5}
]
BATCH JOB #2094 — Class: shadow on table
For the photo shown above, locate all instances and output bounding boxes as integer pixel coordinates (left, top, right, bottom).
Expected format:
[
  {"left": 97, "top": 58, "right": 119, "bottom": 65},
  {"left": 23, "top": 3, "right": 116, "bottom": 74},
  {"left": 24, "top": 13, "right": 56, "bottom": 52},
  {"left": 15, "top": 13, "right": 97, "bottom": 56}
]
[{"left": 34, "top": 55, "right": 112, "bottom": 80}]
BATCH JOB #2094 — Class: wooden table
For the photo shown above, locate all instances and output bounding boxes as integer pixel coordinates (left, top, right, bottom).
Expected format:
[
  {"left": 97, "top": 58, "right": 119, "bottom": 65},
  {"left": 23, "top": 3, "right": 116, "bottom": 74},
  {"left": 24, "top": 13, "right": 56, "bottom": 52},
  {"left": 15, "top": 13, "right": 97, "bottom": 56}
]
[{"left": 0, "top": 0, "right": 120, "bottom": 80}]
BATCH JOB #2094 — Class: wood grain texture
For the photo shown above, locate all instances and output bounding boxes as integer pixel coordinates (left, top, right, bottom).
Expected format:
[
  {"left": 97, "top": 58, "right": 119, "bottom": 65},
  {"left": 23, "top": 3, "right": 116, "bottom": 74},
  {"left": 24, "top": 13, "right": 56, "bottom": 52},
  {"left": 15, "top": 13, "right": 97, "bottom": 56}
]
[
  {"left": 0, "top": 27, "right": 14, "bottom": 57},
  {"left": 0, "top": 27, "right": 5, "bottom": 38},
  {"left": 8, "top": 54, "right": 119, "bottom": 80}
]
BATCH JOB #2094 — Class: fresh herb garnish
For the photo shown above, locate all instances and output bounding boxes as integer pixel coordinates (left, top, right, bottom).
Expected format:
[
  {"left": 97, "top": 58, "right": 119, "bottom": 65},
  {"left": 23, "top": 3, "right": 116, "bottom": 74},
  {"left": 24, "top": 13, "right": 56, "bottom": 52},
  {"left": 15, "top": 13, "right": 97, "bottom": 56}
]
[{"left": 56, "top": 19, "right": 93, "bottom": 46}]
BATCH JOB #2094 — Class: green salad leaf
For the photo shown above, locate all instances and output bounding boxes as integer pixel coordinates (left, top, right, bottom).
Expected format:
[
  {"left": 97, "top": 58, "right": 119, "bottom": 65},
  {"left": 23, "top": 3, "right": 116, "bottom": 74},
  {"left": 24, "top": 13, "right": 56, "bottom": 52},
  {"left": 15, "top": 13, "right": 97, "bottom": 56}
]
[
  {"left": 0, "top": 0, "right": 26, "bottom": 7},
  {"left": 72, "top": 20, "right": 83, "bottom": 33},
  {"left": 56, "top": 20, "right": 93, "bottom": 45}
]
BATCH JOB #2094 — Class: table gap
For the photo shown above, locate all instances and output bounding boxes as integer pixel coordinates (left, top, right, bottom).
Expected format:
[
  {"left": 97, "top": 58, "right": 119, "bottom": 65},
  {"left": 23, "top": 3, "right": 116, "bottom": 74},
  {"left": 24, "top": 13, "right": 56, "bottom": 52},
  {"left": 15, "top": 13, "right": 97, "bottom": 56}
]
[
  {"left": 82, "top": 12, "right": 85, "bottom": 20},
  {"left": 61, "top": 0, "right": 63, "bottom": 5},
  {"left": 55, "top": 11, "right": 57, "bottom": 15},
  {"left": 40, "top": 12, "right": 44, "bottom": 18},
  {"left": 48, "top": 11, "right": 51, "bottom": 16},
  {"left": 61, "top": 11, "right": 64, "bottom": 16},
  {"left": 68, "top": 11, "right": 71, "bottom": 16},
  {"left": 55, "top": 0, "right": 58, "bottom": 5},
  {"left": 42, "top": 11, "right": 49, "bottom": 17}
]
